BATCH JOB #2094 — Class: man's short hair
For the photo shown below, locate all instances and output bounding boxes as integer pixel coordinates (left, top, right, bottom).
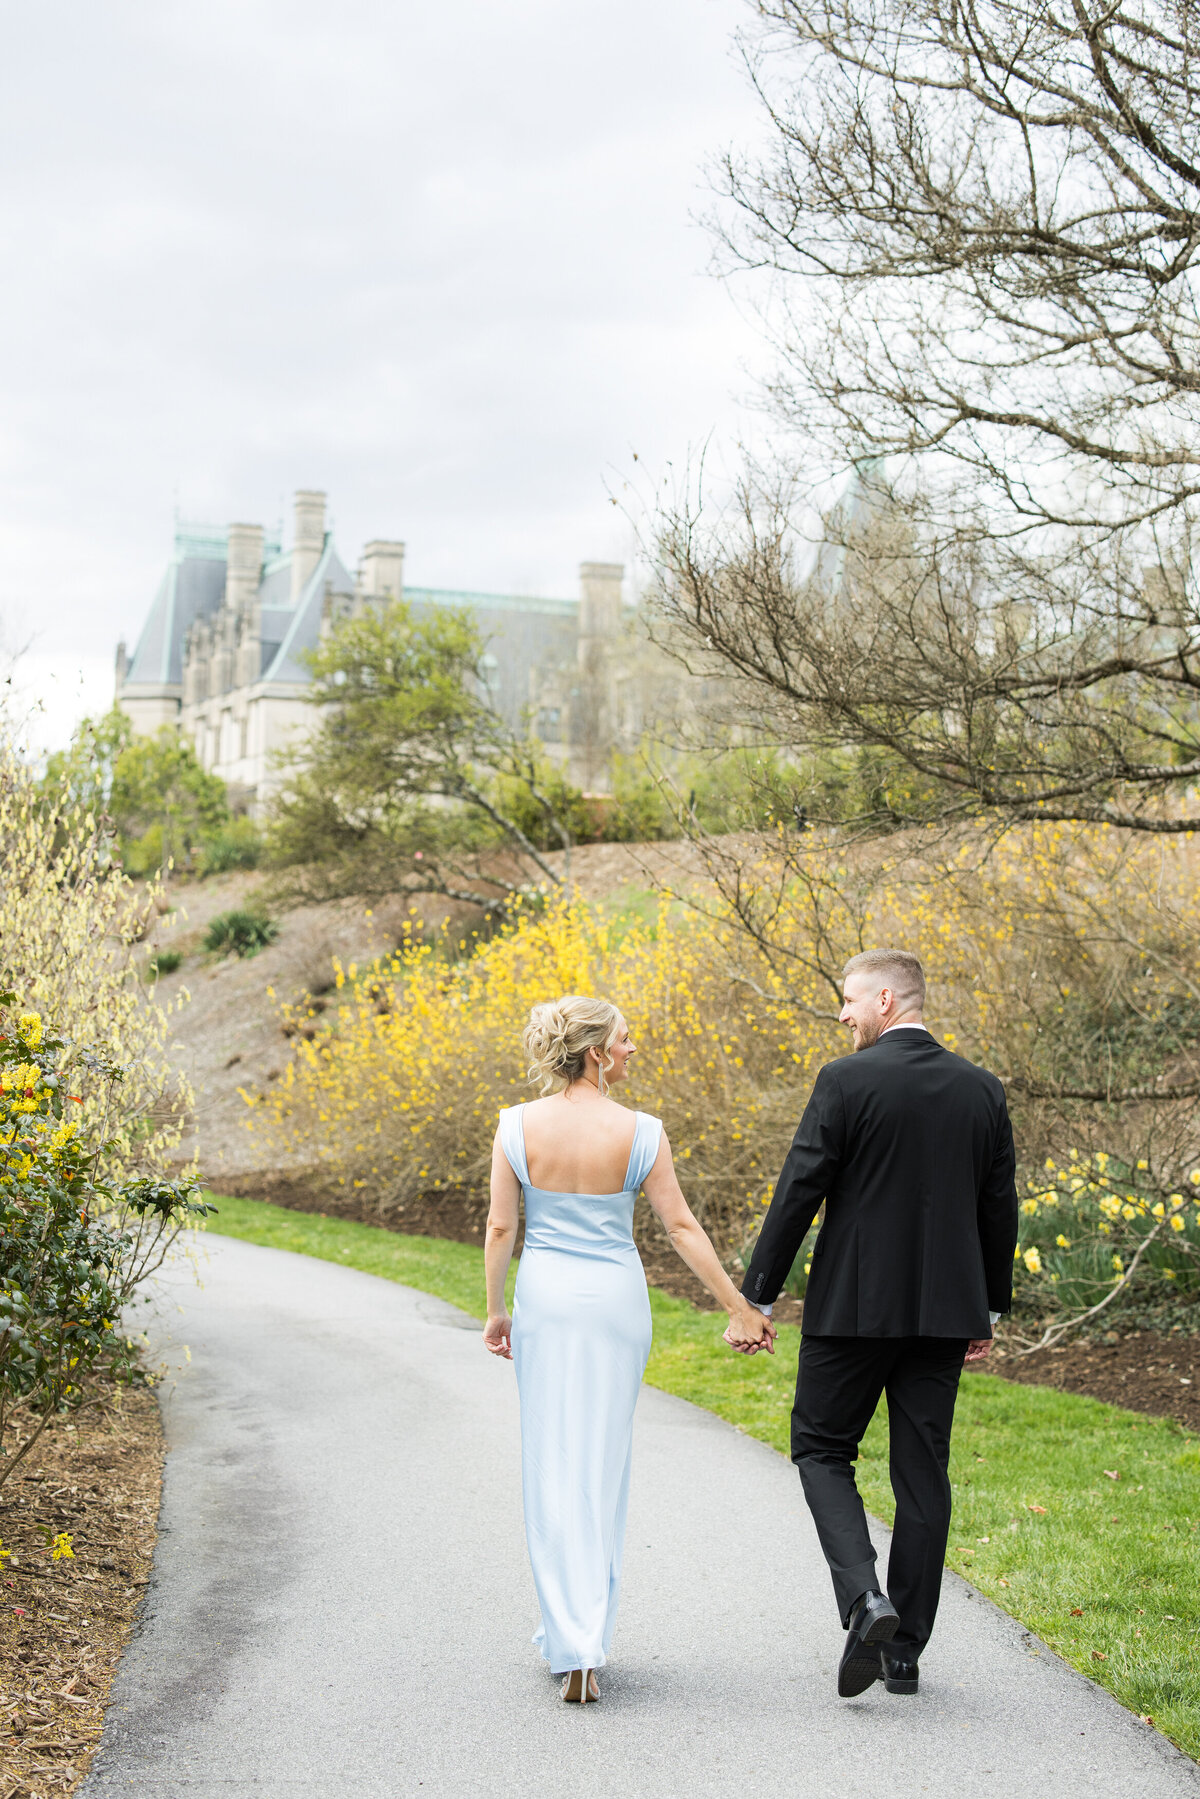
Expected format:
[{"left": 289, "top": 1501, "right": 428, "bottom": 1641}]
[{"left": 842, "top": 948, "right": 926, "bottom": 1011}]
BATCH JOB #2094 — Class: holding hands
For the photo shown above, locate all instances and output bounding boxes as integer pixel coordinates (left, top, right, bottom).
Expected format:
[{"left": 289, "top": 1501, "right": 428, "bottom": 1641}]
[{"left": 724, "top": 1302, "right": 776, "bottom": 1356}]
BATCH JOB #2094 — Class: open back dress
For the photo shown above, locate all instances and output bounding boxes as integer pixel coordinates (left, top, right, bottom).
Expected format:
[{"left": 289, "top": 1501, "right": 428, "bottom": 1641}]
[{"left": 499, "top": 1102, "right": 662, "bottom": 1675}]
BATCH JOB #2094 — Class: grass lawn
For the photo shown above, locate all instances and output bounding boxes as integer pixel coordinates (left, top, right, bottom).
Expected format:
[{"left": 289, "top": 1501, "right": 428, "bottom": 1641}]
[{"left": 203, "top": 1191, "right": 1200, "bottom": 1759}]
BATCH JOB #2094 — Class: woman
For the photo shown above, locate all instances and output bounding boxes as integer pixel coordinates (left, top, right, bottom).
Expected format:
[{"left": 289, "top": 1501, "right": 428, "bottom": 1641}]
[{"left": 483, "top": 995, "right": 773, "bottom": 1704}]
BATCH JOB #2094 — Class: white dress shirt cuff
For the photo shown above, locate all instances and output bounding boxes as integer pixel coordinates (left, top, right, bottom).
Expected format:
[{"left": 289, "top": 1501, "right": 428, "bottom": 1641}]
[
  {"left": 989, "top": 1310, "right": 1001, "bottom": 1327},
  {"left": 748, "top": 1300, "right": 773, "bottom": 1317}
]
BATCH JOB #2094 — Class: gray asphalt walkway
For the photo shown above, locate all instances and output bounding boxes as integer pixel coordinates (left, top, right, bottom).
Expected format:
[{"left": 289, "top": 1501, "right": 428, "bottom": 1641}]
[{"left": 82, "top": 1234, "right": 1198, "bottom": 1799}]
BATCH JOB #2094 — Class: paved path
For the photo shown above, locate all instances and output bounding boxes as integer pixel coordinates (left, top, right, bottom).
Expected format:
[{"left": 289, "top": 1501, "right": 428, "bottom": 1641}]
[{"left": 82, "top": 1235, "right": 1198, "bottom": 1799}]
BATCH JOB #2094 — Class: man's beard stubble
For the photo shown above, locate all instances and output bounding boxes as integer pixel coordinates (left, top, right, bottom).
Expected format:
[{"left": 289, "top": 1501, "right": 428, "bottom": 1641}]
[{"left": 851, "top": 1017, "right": 883, "bottom": 1051}]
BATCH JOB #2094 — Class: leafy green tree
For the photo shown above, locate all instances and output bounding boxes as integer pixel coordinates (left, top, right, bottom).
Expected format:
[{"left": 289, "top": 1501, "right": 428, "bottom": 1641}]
[
  {"left": 110, "top": 730, "right": 230, "bottom": 875},
  {"left": 265, "top": 601, "right": 576, "bottom": 910},
  {"left": 45, "top": 709, "right": 230, "bottom": 876}
]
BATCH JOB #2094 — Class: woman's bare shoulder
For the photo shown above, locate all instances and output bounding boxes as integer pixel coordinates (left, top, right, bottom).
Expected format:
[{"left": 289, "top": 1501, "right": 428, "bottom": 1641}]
[
  {"left": 520, "top": 1094, "right": 555, "bottom": 1117},
  {"left": 522, "top": 1093, "right": 634, "bottom": 1124}
]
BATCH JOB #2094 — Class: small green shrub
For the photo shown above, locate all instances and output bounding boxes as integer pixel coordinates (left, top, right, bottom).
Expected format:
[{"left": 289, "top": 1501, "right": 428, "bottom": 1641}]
[
  {"left": 147, "top": 949, "right": 182, "bottom": 978},
  {"left": 200, "top": 816, "right": 263, "bottom": 874},
  {"left": 204, "top": 907, "right": 279, "bottom": 959}
]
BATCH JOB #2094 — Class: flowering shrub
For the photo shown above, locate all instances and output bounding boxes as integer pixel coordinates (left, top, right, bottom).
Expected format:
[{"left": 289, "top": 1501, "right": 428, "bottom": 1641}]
[
  {"left": 247, "top": 894, "right": 834, "bottom": 1234},
  {"left": 682, "top": 820, "right": 1200, "bottom": 1323},
  {"left": 248, "top": 820, "right": 1200, "bottom": 1333},
  {"left": 1, "top": 745, "right": 192, "bottom": 1181},
  {"left": 1009, "top": 1151, "right": 1200, "bottom": 1338},
  {"left": 0, "top": 996, "right": 213, "bottom": 1487}
]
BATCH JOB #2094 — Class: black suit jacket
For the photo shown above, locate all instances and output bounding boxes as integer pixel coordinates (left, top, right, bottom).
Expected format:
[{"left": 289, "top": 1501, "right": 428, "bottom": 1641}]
[{"left": 742, "top": 1029, "right": 1018, "bottom": 1338}]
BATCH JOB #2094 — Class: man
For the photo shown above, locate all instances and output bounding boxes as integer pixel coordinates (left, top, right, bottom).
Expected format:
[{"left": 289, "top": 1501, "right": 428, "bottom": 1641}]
[{"left": 734, "top": 949, "right": 1018, "bottom": 1697}]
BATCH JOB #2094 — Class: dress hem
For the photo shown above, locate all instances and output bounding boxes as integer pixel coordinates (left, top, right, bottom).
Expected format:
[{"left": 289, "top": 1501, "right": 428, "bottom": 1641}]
[{"left": 535, "top": 1630, "right": 609, "bottom": 1674}]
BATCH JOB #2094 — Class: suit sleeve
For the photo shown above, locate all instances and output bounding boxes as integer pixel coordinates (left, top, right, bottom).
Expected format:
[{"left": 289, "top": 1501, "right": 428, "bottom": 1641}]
[
  {"left": 979, "top": 1091, "right": 1019, "bottom": 1315},
  {"left": 742, "top": 1065, "right": 846, "bottom": 1308}
]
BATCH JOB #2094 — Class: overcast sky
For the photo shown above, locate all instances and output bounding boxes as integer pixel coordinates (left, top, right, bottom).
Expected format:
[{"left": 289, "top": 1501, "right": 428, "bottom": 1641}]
[{"left": 0, "top": 0, "right": 772, "bottom": 753}]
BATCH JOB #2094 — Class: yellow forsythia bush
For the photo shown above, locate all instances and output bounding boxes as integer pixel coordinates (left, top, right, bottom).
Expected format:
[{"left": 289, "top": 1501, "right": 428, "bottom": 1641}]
[
  {"left": 247, "top": 894, "right": 838, "bottom": 1235},
  {"left": 247, "top": 821, "right": 1200, "bottom": 1286},
  {"left": 0, "top": 746, "right": 191, "bottom": 1180}
]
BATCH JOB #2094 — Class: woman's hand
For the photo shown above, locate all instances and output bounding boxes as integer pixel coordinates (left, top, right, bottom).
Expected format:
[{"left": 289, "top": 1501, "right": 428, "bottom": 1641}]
[
  {"left": 483, "top": 1313, "right": 514, "bottom": 1360},
  {"left": 723, "top": 1304, "right": 776, "bottom": 1355}
]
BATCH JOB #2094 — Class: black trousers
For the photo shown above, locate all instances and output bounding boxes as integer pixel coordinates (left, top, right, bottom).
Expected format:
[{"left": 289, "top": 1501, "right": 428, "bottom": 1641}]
[{"left": 791, "top": 1334, "right": 968, "bottom": 1659}]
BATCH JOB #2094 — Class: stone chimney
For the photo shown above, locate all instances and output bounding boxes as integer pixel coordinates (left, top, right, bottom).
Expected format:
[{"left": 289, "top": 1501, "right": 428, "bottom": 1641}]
[
  {"left": 359, "top": 539, "right": 405, "bottom": 601},
  {"left": 291, "top": 490, "right": 327, "bottom": 603},
  {"left": 578, "top": 562, "right": 624, "bottom": 642},
  {"left": 226, "top": 523, "right": 265, "bottom": 616},
  {"left": 575, "top": 561, "right": 625, "bottom": 790},
  {"left": 114, "top": 640, "right": 129, "bottom": 694}
]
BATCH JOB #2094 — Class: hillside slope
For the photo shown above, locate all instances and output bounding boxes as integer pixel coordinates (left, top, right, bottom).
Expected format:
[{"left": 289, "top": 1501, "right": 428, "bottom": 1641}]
[{"left": 147, "top": 843, "right": 694, "bottom": 1183}]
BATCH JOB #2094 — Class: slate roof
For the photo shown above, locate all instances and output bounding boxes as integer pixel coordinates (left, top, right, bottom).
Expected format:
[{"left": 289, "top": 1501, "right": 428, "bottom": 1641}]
[
  {"left": 407, "top": 588, "right": 578, "bottom": 724},
  {"left": 405, "top": 586, "right": 577, "bottom": 619},
  {"left": 123, "top": 547, "right": 227, "bottom": 688},
  {"left": 121, "top": 524, "right": 349, "bottom": 695},
  {"left": 121, "top": 533, "right": 576, "bottom": 716},
  {"left": 261, "top": 538, "right": 354, "bottom": 684}
]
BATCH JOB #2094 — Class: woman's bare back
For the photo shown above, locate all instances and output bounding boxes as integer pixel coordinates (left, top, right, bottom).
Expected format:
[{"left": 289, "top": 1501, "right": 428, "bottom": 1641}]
[{"left": 520, "top": 1092, "right": 639, "bottom": 1194}]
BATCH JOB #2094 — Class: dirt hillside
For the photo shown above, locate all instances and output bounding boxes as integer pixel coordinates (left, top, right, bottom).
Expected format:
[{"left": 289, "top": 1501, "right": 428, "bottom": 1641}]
[{"left": 146, "top": 844, "right": 692, "bottom": 1184}]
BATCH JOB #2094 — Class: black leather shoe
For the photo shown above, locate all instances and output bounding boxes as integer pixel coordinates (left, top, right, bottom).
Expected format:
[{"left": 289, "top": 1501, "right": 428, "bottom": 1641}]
[
  {"left": 837, "top": 1590, "right": 900, "bottom": 1697},
  {"left": 881, "top": 1652, "right": 919, "bottom": 1694}
]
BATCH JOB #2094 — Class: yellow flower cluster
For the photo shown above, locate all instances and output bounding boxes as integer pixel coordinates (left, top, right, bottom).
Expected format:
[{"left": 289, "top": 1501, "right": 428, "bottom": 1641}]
[
  {"left": 248, "top": 893, "right": 837, "bottom": 1234},
  {"left": 0, "top": 747, "right": 191, "bottom": 1184},
  {"left": 0, "top": 1041, "right": 84, "bottom": 1191},
  {"left": 0, "top": 1061, "right": 45, "bottom": 1116},
  {"left": 247, "top": 818, "right": 1200, "bottom": 1265}
]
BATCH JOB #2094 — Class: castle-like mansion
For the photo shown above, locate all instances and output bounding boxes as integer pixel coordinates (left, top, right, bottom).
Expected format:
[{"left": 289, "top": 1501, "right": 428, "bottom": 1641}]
[{"left": 116, "top": 489, "right": 682, "bottom": 809}]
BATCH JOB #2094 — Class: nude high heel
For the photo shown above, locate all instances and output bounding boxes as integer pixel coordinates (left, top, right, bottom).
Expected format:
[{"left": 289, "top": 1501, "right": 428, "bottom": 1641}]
[{"left": 561, "top": 1669, "right": 599, "bottom": 1704}]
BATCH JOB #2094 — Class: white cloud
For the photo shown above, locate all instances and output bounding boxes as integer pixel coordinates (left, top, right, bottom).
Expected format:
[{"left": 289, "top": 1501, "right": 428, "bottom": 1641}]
[{"left": 0, "top": 0, "right": 771, "bottom": 750}]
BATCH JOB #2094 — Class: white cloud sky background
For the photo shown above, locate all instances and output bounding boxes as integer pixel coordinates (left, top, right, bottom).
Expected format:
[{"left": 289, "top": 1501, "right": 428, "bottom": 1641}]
[{"left": 0, "top": 0, "right": 773, "bottom": 754}]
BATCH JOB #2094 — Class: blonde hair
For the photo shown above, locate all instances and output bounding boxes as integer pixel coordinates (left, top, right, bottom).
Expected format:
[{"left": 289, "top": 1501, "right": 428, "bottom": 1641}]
[
  {"left": 524, "top": 995, "right": 623, "bottom": 1095},
  {"left": 842, "top": 947, "right": 926, "bottom": 1011}
]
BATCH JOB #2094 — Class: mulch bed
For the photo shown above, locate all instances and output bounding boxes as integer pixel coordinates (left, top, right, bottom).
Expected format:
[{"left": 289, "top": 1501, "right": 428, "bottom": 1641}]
[
  {"left": 0, "top": 1385, "right": 163, "bottom": 1798},
  {"left": 992, "top": 1332, "right": 1200, "bottom": 1432}
]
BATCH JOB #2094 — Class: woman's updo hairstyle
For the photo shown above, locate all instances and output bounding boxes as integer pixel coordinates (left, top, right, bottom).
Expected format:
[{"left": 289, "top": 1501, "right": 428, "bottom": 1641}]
[{"left": 524, "top": 995, "right": 622, "bottom": 1095}]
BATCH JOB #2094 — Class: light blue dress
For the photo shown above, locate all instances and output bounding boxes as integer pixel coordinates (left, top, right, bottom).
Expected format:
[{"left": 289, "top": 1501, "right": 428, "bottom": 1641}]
[{"left": 499, "top": 1103, "right": 662, "bottom": 1675}]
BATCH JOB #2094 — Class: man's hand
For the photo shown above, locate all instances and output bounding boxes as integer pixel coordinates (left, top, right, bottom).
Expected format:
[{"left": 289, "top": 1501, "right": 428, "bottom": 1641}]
[{"left": 964, "top": 1337, "right": 993, "bottom": 1365}]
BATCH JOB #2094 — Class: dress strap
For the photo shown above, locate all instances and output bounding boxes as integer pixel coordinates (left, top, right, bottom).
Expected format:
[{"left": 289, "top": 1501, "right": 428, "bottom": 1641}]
[
  {"left": 622, "top": 1112, "right": 663, "bottom": 1193},
  {"left": 498, "top": 1105, "right": 531, "bottom": 1186}
]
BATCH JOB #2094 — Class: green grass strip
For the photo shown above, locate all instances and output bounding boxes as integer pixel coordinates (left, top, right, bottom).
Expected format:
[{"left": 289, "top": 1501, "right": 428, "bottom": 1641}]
[{"left": 202, "top": 1191, "right": 1199, "bottom": 1759}]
